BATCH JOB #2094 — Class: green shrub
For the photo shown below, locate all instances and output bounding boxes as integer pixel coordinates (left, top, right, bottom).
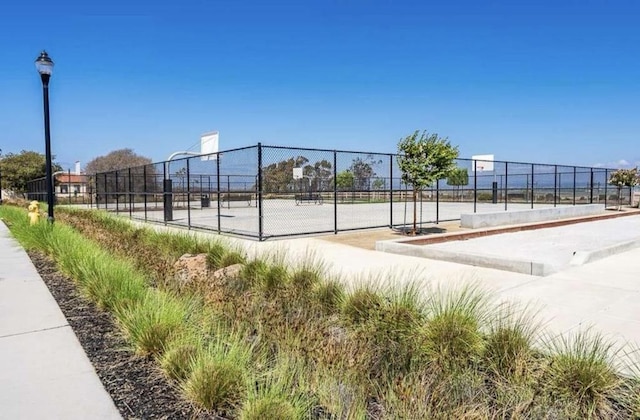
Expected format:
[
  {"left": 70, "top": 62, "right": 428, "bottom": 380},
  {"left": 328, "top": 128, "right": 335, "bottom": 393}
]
[
  {"left": 206, "top": 242, "right": 228, "bottom": 269},
  {"left": 183, "top": 335, "right": 253, "bottom": 413},
  {"left": 118, "top": 290, "right": 191, "bottom": 356},
  {"left": 341, "top": 285, "right": 383, "bottom": 325},
  {"left": 484, "top": 303, "right": 540, "bottom": 380},
  {"left": 160, "top": 333, "right": 203, "bottom": 381},
  {"left": 240, "top": 398, "right": 297, "bottom": 420},
  {"left": 219, "top": 250, "right": 246, "bottom": 267},
  {"left": 241, "top": 259, "right": 269, "bottom": 286},
  {"left": 422, "top": 285, "right": 489, "bottom": 371},
  {"left": 545, "top": 331, "right": 622, "bottom": 418},
  {"left": 312, "top": 280, "right": 345, "bottom": 314}
]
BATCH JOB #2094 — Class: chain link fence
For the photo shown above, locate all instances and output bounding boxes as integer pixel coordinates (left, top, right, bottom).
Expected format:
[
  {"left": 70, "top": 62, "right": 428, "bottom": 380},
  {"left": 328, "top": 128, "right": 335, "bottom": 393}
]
[{"left": 25, "top": 144, "right": 632, "bottom": 240}]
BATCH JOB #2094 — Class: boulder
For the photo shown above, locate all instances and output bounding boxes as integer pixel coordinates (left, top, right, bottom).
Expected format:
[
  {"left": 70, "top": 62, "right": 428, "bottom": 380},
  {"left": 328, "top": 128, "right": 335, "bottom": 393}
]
[
  {"left": 211, "top": 263, "right": 244, "bottom": 282},
  {"left": 173, "top": 253, "right": 209, "bottom": 289}
]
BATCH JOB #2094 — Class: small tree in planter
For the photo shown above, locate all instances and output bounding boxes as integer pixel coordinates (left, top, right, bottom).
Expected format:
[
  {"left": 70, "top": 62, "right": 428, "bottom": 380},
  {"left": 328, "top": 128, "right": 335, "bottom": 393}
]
[
  {"left": 447, "top": 167, "right": 469, "bottom": 202},
  {"left": 397, "top": 130, "right": 459, "bottom": 235},
  {"left": 608, "top": 168, "right": 638, "bottom": 210}
]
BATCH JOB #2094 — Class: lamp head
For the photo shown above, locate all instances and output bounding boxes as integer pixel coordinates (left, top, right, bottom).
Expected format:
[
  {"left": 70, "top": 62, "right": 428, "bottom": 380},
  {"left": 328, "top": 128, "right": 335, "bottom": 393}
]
[{"left": 35, "top": 51, "right": 54, "bottom": 77}]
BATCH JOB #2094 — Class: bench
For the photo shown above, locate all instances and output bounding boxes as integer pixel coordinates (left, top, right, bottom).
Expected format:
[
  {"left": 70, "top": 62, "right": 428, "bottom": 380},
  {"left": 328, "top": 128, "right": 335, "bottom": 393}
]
[
  {"left": 221, "top": 193, "right": 253, "bottom": 207},
  {"left": 295, "top": 193, "right": 323, "bottom": 205}
]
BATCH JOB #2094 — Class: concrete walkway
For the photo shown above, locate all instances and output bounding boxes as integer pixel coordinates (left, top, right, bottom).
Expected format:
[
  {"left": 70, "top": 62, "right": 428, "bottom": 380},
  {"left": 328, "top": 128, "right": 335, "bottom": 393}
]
[{"left": 0, "top": 221, "right": 120, "bottom": 419}]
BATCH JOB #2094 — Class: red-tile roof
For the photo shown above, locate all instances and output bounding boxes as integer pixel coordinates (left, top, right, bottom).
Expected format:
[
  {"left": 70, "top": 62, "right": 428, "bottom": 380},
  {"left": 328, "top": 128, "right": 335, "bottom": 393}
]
[{"left": 55, "top": 174, "right": 88, "bottom": 184}]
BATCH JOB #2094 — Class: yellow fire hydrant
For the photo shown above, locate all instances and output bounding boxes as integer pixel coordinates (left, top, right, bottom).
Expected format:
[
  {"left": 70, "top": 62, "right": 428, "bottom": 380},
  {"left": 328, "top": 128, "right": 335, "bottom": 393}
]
[{"left": 28, "top": 201, "right": 41, "bottom": 225}]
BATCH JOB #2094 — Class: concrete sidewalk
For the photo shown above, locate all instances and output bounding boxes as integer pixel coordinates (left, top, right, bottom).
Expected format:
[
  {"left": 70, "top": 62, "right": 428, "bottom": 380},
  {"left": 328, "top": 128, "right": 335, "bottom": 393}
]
[{"left": 0, "top": 221, "right": 120, "bottom": 419}]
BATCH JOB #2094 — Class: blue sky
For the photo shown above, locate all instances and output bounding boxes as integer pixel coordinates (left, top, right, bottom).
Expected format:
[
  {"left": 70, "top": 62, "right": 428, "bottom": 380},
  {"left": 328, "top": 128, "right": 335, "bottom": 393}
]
[{"left": 1, "top": 0, "right": 639, "bottom": 170}]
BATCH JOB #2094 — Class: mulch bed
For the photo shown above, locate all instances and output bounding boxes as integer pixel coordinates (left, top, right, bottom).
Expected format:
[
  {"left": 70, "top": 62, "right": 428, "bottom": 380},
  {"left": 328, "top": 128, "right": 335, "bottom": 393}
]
[{"left": 28, "top": 251, "right": 214, "bottom": 420}]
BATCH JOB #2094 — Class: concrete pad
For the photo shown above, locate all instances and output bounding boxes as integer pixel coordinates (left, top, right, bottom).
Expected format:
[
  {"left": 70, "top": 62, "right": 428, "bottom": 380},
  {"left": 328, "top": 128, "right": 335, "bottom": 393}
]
[
  {"left": 570, "top": 238, "right": 640, "bottom": 266},
  {"left": 376, "top": 239, "right": 552, "bottom": 276},
  {"left": 378, "top": 215, "right": 640, "bottom": 276},
  {"left": 0, "top": 326, "right": 121, "bottom": 419}
]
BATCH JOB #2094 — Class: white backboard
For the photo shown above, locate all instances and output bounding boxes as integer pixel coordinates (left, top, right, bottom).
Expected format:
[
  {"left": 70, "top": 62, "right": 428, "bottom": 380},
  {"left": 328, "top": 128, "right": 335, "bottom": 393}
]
[
  {"left": 293, "top": 167, "right": 303, "bottom": 180},
  {"left": 471, "top": 154, "right": 494, "bottom": 172},
  {"left": 200, "top": 131, "right": 219, "bottom": 161}
]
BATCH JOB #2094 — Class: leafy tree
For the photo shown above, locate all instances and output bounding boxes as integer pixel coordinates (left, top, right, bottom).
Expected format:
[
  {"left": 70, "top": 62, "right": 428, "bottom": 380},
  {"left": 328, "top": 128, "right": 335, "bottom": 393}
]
[
  {"left": 335, "top": 170, "right": 355, "bottom": 191},
  {"left": 87, "top": 149, "right": 154, "bottom": 202},
  {"left": 85, "top": 148, "right": 152, "bottom": 174},
  {"left": 397, "top": 130, "right": 459, "bottom": 235},
  {"left": 349, "top": 155, "right": 382, "bottom": 190},
  {"left": 262, "top": 156, "right": 335, "bottom": 193},
  {"left": 372, "top": 178, "right": 386, "bottom": 190},
  {"left": 262, "top": 156, "right": 309, "bottom": 193},
  {"left": 0, "top": 150, "right": 62, "bottom": 194},
  {"left": 303, "top": 159, "right": 333, "bottom": 192},
  {"left": 447, "top": 167, "right": 469, "bottom": 201},
  {"left": 609, "top": 168, "right": 639, "bottom": 210}
]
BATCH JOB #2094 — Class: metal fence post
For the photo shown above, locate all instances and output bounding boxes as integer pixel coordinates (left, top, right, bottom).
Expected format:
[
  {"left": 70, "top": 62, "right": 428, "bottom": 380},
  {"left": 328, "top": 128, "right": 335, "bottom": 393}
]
[
  {"left": 216, "top": 155, "right": 221, "bottom": 233},
  {"left": 473, "top": 160, "right": 477, "bottom": 213},
  {"left": 143, "top": 165, "right": 148, "bottom": 221},
  {"left": 590, "top": 168, "right": 594, "bottom": 204},
  {"left": 531, "top": 163, "right": 534, "bottom": 209},
  {"left": 554, "top": 165, "right": 558, "bottom": 207},
  {"left": 573, "top": 166, "right": 577, "bottom": 206},
  {"left": 163, "top": 162, "right": 173, "bottom": 223},
  {"left": 334, "top": 150, "right": 338, "bottom": 234},
  {"left": 104, "top": 173, "right": 108, "bottom": 210},
  {"left": 115, "top": 170, "right": 119, "bottom": 214},
  {"left": 389, "top": 154, "right": 393, "bottom": 228},
  {"left": 186, "top": 158, "right": 191, "bottom": 229},
  {"left": 504, "top": 162, "right": 508, "bottom": 211},
  {"left": 436, "top": 179, "right": 440, "bottom": 224},
  {"left": 128, "top": 167, "right": 132, "bottom": 218},
  {"left": 604, "top": 169, "right": 608, "bottom": 208},
  {"left": 257, "top": 143, "right": 264, "bottom": 240}
]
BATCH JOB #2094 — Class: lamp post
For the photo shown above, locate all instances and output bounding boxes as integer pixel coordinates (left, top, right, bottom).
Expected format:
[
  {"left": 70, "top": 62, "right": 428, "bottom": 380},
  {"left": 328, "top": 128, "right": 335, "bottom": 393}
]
[{"left": 35, "top": 51, "right": 55, "bottom": 223}]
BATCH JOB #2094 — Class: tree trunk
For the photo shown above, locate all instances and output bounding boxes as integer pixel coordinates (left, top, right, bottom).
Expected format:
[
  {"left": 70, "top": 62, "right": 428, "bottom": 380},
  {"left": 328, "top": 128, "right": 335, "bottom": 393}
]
[
  {"left": 618, "top": 186, "right": 622, "bottom": 211},
  {"left": 412, "top": 188, "right": 418, "bottom": 235}
]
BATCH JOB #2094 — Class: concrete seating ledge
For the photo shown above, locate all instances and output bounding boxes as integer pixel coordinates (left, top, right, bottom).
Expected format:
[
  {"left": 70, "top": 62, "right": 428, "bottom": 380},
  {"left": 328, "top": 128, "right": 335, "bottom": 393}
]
[{"left": 460, "top": 204, "right": 606, "bottom": 229}]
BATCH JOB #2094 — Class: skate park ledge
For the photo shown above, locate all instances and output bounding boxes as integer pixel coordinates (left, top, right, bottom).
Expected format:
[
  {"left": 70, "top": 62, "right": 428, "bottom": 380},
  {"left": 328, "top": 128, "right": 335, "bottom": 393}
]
[{"left": 460, "top": 203, "right": 605, "bottom": 229}]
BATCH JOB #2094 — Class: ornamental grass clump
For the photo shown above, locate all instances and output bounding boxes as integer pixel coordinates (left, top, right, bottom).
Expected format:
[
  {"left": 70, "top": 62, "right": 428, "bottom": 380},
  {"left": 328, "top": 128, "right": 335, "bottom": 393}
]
[
  {"left": 484, "top": 302, "right": 541, "bottom": 381},
  {"left": 160, "top": 333, "right": 204, "bottom": 382},
  {"left": 240, "top": 357, "right": 310, "bottom": 420},
  {"left": 422, "top": 285, "right": 489, "bottom": 371},
  {"left": 183, "top": 333, "right": 253, "bottom": 414},
  {"left": 341, "top": 285, "right": 383, "bottom": 326},
  {"left": 545, "top": 330, "right": 623, "bottom": 418},
  {"left": 311, "top": 280, "right": 345, "bottom": 315},
  {"left": 118, "top": 289, "right": 193, "bottom": 356}
]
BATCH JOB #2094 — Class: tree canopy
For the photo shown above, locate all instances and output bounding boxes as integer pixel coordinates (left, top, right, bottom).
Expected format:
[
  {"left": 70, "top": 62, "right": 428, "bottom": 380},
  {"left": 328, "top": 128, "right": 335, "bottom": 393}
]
[
  {"left": 397, "top": 130, "right": 459, "bottom": 234},
  {"left": 349, "top": 155, "right": 382, "bottom": 190},
  {"left": 85, "top": 148, "right": 153, "bottom": 174},
  {"left": 0, "top": 150, "right": 62, "bottom": 193},
  {"left": 447, "top": 167, "right": 469, "bottom": 187},
  {"left": 262, "top": 156, "right": 335, "bottom": 193},
  {"left": 609, "top": 168, "right": 639, "bottom": 210},
  {"left": 608, "top": 168, "right": 638, "bottom": 188},
  {"left": 335, "top": 170, "right": 355, "bottom": 190}
]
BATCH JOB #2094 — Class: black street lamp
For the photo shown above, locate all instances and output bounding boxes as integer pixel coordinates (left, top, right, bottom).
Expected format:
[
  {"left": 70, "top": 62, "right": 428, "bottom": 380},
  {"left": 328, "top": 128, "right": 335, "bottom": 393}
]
[{"left": 35, "top": 51, "right": 55, "bottom": 223}]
